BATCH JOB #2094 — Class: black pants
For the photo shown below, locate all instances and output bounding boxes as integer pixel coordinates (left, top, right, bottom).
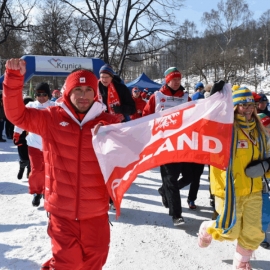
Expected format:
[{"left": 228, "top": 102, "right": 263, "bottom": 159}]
[
  {"left": 0, "top": 120, "right": 4, "bottom": 139},
  {"left": 178, "top": 162, "right": 205, "bottom": 201},
  {"left": 160, "top": 162, "right": 204, "bottom": 218},
  {"left": 5, "top": 118, "right": 14, "bottom": 138},
  {"left": 18, "top": 144, "right": 29, "bottom": 161}
]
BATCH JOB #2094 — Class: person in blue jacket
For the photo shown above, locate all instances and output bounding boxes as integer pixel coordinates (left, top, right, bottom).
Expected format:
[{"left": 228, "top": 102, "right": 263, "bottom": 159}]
[{"left": 192, "top": 82, "right": 205, "bottom": 100}]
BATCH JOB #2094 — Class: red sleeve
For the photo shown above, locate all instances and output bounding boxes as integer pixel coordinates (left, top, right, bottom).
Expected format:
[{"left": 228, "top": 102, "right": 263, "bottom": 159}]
[
  {"left": 3, "top": 68, "right": 49, "bottom": 136},
  {"left": 142, "top": 95, "right": 155, "bottom": 116}
]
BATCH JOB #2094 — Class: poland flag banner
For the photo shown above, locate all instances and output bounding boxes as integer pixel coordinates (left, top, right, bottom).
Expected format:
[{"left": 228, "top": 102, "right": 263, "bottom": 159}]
[{"left": 93, "top": 84, "right": 234, "bottom": 217}]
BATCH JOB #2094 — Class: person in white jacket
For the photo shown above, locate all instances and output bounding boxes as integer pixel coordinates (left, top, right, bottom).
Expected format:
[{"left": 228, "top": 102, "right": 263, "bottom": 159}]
[{"left": 13, "top": 82, "right": 55, "bottom": 207}]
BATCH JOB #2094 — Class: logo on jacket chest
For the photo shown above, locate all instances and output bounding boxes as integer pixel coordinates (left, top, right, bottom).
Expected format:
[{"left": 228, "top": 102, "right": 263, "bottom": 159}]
[
  {"left": 59, "top": 121, "right": 69, "bottom": 127},
  {"left": 237, "top": 140, "right": 248, "bottom": 149}
]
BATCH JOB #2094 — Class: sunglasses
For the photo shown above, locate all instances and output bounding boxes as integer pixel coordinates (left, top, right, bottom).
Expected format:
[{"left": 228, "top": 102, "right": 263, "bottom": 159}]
[
  {"left": 133, "top": 90, "right": 140, "bottom": 93},
  {"left": 238, "top": 103, "right": 255, "bottom": 108},
  {"left": 36, "top": 93, "right": 48, "bottom": 97}
]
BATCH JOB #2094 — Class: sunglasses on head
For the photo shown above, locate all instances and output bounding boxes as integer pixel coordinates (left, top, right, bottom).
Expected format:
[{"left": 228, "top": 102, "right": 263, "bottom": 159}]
[{"left": 36, "top": 93, "right": 48, "bottom": 97}]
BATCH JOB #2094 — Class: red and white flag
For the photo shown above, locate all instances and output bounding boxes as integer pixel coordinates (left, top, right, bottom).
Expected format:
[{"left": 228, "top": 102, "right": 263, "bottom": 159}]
[{"left": 93, "top": 84, "right": 234, "bottom": 217}]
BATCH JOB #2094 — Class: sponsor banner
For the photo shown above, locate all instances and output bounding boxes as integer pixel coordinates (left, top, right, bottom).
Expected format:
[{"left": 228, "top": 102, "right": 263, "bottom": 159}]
[
  {"left": 35, "top": 56, "right": 93, "bottom": 73},
  {"left": 93, "top": 84, "right": 234, "bottom": 217}
]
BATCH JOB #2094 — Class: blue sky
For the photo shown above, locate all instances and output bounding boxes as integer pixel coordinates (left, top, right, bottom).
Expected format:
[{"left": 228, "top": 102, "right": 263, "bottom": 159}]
[{"left": 178, "top": 0, "right": 270, "bottom": 32}]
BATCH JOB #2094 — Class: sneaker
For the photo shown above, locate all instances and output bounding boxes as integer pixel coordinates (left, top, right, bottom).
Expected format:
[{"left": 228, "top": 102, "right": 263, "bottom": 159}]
[
  {"left": 158, "top": 187, "right": 168, "bottom": 208},
  {"left": 17, "top": 167, "right": 25, "bottom": 180},
  {"left": 32, "top": 194, "right": 43, "bottom": 207},
  {"left": 172, "top": 216, "right": 185, "bottom": 226},
  {"left": 187, "top": 200, "right": 196, "bottom": 210}
]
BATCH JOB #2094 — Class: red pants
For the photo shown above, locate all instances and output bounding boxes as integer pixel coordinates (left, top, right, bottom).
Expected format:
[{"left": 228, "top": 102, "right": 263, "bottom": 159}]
[
  {"left": 47, "top": 213, "right": 110, "bottom": 270},
  {"left": 28, "top": 146, "right": 44, "bottom": 194}
]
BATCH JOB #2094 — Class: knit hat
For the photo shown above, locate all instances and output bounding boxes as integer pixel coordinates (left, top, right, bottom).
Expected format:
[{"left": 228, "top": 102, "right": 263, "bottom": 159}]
[
  {"left": 35, "top": 82, "right": 51, "bottom": 98},
  {"left": 164, "top": 67, "right": 182, "bottom": 84},
  {"left": 232, "top": 86, "right": 254, "bottom": 106},
  {"left": 195, "top": 82, "right": 204, "bottom": 90},
  {"left": 232, "top": 85, "right": 240, "bottom": 91},
  {"left": 258, "top": 113, "right": 270, "bottom": 127},
  {"left": 99, "top": 64, "right": 115, "bottom": 78},
  {"left": 258, "top": 93, "right": 268, "bottom": 102},
  {"left": 63, "top": 69, "right": 98, "bottom": 99},
  {"left": 251, "top": 92, "right": 261, "bottom": 103},
  {"left": 52, "top": 90, "right": 60, "bottom": 95}
]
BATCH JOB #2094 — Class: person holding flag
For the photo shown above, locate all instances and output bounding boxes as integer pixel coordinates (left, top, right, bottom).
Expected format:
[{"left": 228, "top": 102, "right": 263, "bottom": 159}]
[
  {"left": 3, "top": 58, "right": 120, "bottom": 270},
  {"left": 199, "top": 86, "right": 270, "bottom": 270},
  {"left": 143, "top": 67, "right": 193, "bottom": 226}
]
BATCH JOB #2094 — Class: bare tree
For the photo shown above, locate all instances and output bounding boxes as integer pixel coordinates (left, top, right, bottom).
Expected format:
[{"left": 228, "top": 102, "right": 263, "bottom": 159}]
[
  {"left": 202, "top": 0, "right": 252, "bottom": 80},
  {"left": 167, "top": 20, "right": 198, "bottom": 89},
  {"left": 0, "top": 0, "right": 35, "bottom": 44},
  {"left": 60, "top": 0, "right": 184, "bottom": 76},
  {"left": 259, "top": 10, "right": 270, "bottom": 70},
  {"left": 0, "top": 31, "right": 26, "bottom": 74},
  {"left": 29, "top": 0, "right": 73, "bottom": 56},
  {"left": 67, "top": 16, "right": 101, "bottom": 57}
]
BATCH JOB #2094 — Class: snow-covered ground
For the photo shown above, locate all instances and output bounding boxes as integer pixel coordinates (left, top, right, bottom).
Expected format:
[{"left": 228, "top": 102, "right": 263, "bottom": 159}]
[{"left": 0, "top": 139, "right": 269, "bottom": 270}]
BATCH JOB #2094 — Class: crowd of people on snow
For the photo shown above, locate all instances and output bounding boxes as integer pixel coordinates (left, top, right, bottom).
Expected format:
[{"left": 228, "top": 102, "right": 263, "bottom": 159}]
[{"left": 1, "top": 58, "right": 270, "bottom": 270}]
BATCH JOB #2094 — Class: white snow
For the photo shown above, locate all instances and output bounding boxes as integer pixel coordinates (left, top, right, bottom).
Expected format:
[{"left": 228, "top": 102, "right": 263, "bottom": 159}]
[{"left": 0, "top": 140, "right": 269, "bottom": 270}]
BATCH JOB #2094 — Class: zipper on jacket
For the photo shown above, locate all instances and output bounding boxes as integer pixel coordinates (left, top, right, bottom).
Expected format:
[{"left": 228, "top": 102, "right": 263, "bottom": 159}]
[{"left": 75, "top": 126, "right": 83, "bottom": 219}]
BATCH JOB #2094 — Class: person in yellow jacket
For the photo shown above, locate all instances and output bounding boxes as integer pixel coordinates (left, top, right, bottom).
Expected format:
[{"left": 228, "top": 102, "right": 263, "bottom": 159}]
[{"left": 198, "top": 85, "right": 270, "bottom": 270}]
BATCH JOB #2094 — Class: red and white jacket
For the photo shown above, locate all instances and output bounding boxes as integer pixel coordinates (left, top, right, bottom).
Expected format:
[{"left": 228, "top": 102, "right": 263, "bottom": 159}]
[
  {"left": 143, "top": 85, "right": 191, "bottom": 116},
  {"left": 3, "top": 69, "right": 119, "bottom": 220}
]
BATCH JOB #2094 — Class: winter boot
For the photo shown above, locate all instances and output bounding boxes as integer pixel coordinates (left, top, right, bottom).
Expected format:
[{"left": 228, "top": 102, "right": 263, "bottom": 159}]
[
  {"left": 17, "top": 167, "right": 25, "bottom": 180},
  {"left": 17, "top": 161, "right": 27, "bottom": 179},
  {"left": 32, "top": 194, "right": 43, "bottom": 207},
  {"left": 232, "top": 243, "right": 253, "bottom": 270},
  {"left": 198, "top": 220, "right": 213, "bottom": 248}
]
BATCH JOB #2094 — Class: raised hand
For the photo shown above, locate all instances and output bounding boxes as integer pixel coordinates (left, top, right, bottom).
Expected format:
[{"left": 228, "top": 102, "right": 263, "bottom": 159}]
[{"left": 5, "top": 58, "right": 26, "bottom": 75}]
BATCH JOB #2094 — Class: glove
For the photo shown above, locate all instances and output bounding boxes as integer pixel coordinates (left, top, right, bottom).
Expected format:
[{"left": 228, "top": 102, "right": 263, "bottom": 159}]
[
  {"left": 13, "top": 132, "right": 22, "bottom": 146},
  {"left": 210, "top": 80, "right": 225, "bottom": 96},
  {"left": 112, "top": 105, "right": 122, "bottom": 114},
  {"left": 245, "top": 158, "right": 270, "bottom": 178}
]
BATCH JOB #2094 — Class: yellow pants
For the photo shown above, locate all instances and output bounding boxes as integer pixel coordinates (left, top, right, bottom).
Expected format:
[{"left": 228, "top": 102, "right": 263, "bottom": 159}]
[{"left": 210, "top": 192, "right": 264, "bottom": 250}]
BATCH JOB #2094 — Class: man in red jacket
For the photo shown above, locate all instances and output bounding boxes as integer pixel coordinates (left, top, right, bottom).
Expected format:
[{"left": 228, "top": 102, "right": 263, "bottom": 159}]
[
  {"left": 130, "top": 87, "right": 147, "bottom": 120},
  {"left": 3, "top": 58, "right": 119, "bottom": 270},
  {"left": 143, "top": 67, "right": 204, "bottom": 226}
]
